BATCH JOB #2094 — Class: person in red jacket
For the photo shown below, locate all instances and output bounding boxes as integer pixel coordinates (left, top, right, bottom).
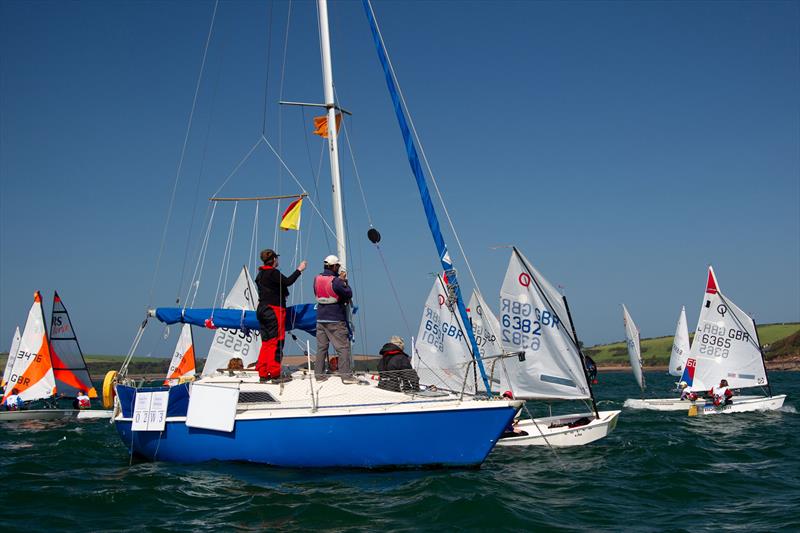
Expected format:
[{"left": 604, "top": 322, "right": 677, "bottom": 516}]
[{"left": 255, "top": 249, "right": 306, "bottom": 383}]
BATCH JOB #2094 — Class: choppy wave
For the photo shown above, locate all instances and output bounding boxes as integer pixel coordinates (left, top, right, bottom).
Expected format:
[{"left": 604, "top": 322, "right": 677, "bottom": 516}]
[{"left": 2, "top": 372, "right": 798, "bottom": 531}]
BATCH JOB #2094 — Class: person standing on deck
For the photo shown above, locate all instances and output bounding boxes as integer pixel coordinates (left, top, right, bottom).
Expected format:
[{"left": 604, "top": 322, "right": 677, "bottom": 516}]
[
  {"left": 255, "top": 249, "right": 306, "bottom": 383},
  {"left": 314, "top": 255, "right": 354, "bottom": 382}
]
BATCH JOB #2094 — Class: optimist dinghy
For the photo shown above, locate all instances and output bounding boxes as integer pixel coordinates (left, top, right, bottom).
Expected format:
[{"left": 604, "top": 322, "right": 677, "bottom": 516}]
[{"left": 685, "top": 267, "right": 786, "bottom": 416}]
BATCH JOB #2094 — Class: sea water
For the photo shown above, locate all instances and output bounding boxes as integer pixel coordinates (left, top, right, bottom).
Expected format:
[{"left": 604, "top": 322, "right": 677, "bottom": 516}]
[{"left": 2, "top": 371, "right": 798, "bottom": 531}]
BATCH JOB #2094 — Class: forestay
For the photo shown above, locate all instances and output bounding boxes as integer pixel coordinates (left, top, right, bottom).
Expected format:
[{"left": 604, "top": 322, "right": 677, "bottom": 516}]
[
  {"left": 50, "top": 292, "right": 97, "bottom": 397},
  {"left": 669, "top": 306, "right": 690, "bottom": 377},
  {"left": 202, "top": 266, "right": 261, "bottom": 375},
  {"left": 2, "top": 326, "right": 21, "bottom": 388},
  {"left": 622, "top": 304, "right": 645, "bottom": 391},
  {"left": 499, "top": 250, "right": 591, "bottom": 400},
  {"left": 686, "top": 267, "right": 767, "bottom": 392},
  {"left": 467, "top": 290, "right": 510, "bottom": 393},
  {"left": 414, "top": 276, "right": 478, "bottom": 394},
  {"left": 2, "top": 292, "right": 56, "bottom": 403},
  {"left": 165, "top": 324, "right": 196, "bottom": 385}
]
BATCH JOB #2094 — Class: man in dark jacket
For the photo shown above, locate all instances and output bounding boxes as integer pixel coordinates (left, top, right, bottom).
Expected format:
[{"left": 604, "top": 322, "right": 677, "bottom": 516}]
[
  {"left": 313, "top": 255, "right": 354, "bottom": 381},
  {"left": 377, "top": 336, "right": 420, "bottom": 393},
  {"left": 255, "top": 249, "right": 306, "bottom": 383}
]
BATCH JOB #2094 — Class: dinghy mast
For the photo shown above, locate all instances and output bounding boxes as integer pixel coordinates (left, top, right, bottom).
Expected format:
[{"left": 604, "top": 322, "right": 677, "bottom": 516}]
[{"left": 751, "top": 317, "right": 773, "bottom": 398}]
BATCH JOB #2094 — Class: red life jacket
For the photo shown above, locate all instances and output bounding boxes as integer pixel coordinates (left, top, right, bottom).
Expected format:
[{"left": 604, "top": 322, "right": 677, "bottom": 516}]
[
  {"left": 314, "top": 275, "right": 339, "bottom": 304},
  {"left": 78, "top": 396, "right": 91, "bottom": 409}
]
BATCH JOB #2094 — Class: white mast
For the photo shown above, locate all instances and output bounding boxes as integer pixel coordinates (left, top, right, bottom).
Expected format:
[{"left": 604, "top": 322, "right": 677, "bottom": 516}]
[{"left": 317, "top": 0, "right": 347, "bottom": 270}]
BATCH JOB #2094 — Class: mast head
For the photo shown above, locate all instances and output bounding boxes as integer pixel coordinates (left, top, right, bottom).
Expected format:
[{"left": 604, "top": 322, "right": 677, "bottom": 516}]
[{"left": 706, "top": 266, "right": 719, "bottom": 295}]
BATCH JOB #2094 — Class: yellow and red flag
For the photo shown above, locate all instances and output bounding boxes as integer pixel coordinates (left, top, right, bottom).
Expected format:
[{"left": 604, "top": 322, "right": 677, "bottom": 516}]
[
  {"left": 313, "top": 113, "right": 342, "bottom": 138},
  {"left": 279, "top": 197, "right": 303, "bottom": 231}
]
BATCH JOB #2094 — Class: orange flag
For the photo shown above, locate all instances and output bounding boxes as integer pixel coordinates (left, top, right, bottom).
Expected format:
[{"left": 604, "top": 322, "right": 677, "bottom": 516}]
[{"left": 313, "top": 113, "right": 343, "bottom": 138}]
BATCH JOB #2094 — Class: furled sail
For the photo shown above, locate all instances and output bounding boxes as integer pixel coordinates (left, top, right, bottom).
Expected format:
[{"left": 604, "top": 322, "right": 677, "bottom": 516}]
[
  {"left": 414, "top": 276, "right": 478, "bottom": 394},
  {"left": 622, "top": 304, "right": 645, "bottom": 391},
  {"left": 2, "top": 292, "right": 56, "bottom": 402},
  {"left": 499, "top": 250, "right": 591, "bottom": 400},
  {"left": 467, "top": 290, "right": 511, "bottom": 393},
  {"left": 686, "top": 267, "right": 767, "bottom": 392},
  {"left": 201, "top": 266, "right": 262, "bottom": 375},
  {"left": 2, "top": 326, "right": 21, "bottom": 388},
  {"left": 165, "top": 323, "right": 196, "bottom": 385},
  {"left": 155, "top": 304, "right": 316, "bottom": 337},
  {"left": 668, "top": 306, "right": 690, "bottom": 377},
  {"left": 50, "top": 292, "right": 97, "bottom": 398}
]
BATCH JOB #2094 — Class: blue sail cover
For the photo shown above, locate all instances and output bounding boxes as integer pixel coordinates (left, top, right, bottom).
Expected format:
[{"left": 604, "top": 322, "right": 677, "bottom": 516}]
[
  {"left": 154, "top": 304, "right": 317, "bottom": 336},
  {"left": 362, "top": 0, "right": 492, "bottom": 394}
]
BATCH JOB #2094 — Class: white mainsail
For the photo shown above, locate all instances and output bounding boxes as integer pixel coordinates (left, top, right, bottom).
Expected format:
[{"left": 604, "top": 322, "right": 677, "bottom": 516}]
[
  {"left": 467, "top": 290, "right": 510, "bottom": 392},
  {"left": 668, "top": 306, "right": 690, "bottom": 377},
  {"left": 414, "top": 276, "right": 478, "bottom": 394},
  {"left": 1, "top": 292, "right": 56, "bottom": 402},
  {"left": 202, "top": 266, "right": 261, "bottom": 375},
  {"left": 686, "top": 266, "right": 767, "bottom": 392},
  {"left": 165, "top": 323, "right": 196, "bottom": 385},
  {"left": 499, "top": 250, "right": 591, "bottom": 400},
  {"left": 2, "top": 326, "right": 21, "bottom": 389},
  {"left": 622, "top": 304, "right": 645, "bottom": 391}
]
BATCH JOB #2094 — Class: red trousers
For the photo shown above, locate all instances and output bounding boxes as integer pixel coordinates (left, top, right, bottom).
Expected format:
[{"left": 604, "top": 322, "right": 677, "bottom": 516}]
[{"left": 256, "top": 305, "right": 286, "bottom": 379}]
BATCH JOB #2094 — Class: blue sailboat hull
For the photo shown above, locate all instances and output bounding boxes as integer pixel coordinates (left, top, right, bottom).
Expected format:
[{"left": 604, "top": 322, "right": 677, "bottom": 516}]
[{"left": 115, "top": 406, "right": 516, "bottom": 468}]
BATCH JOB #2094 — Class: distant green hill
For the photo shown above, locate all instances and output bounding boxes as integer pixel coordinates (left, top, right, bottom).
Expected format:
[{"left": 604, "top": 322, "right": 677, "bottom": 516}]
[{"left": 584, "top": 322, "right": 800, "bottom": 367}]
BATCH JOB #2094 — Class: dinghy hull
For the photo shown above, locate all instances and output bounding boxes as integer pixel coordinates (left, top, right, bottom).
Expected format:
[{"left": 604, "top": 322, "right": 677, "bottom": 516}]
[
  {"left": 624, "top": 395, "right": 762, "bottom": 411},
  {"left": 693, "top": 394, "right": 787, "bottom": 416},
  {"left": 115, "top": 404, "right": 517, "bottom": 468},
  {"left": 496, "top": 410, "right": 620, "bottom": 447}
]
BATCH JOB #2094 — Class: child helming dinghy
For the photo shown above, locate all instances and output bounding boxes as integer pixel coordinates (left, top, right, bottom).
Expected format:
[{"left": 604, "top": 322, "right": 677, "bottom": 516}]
[
  {"left": 458, "top": 248, "right": 620, "bottom": 447},
  {"left": 685, "top": 267, "right": 786, "bottom": 416}
]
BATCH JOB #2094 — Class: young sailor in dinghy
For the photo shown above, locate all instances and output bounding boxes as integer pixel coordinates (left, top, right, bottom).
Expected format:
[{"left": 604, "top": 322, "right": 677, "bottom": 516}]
[
  {"left": 679, "top": 381, "right": 698, "bottom": 401},
  {"left": 3, "top": 388, "right": 23, "bottom": 411},
  {"left": 710, "top": 379, "right": 733, "bottom": 406},
  {"left": 73, "top": 390, "right": 91, "bottom": 410}
]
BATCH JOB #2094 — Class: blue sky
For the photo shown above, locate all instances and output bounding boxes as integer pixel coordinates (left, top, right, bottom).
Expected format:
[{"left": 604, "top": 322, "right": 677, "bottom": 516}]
[{"left": 1, "top": 0, "right": 798, "bottom": 358}]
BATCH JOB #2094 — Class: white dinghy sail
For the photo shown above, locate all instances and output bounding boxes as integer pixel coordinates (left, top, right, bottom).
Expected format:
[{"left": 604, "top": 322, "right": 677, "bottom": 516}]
[
  {"left": 668, "top": 306, "right": 690, "bottom": 377},
  {"left": 164, "top": 323, "right": 196, "bottom": 386},
  {"left": 622, "top": 304, "right": 645, "bottom": 392},
  {"left": 414, "top": 275, "right": 480, "bottom": 394},
  {"left": 685, "top": 266, "right": 786, "bottom": 415},
  {"left": 201, "top": 266, "right": 261, "bottom": 375},
  {"left": 467, "top": 290, "right": 511, "bottom": 393},
  {"left": 2, "top": 292, "right": 56, "bottom": 404},
  {"left": 494, "top": 248, "right": 620, "bottom": 447},
  {"left": 1, "top": 326, "right": 21, "bottom": 389}
]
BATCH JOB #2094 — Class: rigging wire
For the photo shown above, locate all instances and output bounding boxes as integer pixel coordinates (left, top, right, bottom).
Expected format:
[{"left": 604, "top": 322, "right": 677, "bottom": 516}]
[
  {"left": 175, "top": 12, "right": 230, "bottom": 305},
  {"left": 148, "top": 0, "right": 219, "bottom": 308},
  {"left": 364, "top": 1, "right": 484, "bottom": 302},
  {"left": 272, "top": 0, "right": 294, "bottom": 251},
  {"left": 212, "top": 202, "right": 239, "bottom": 316},
  {"left": 260, "top": 0, "right": 275, "bottom": 136}
]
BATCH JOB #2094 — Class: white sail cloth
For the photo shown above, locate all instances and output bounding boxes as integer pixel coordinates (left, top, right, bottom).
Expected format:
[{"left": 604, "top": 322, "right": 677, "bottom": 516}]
[
  {"left": 2, "top": 327, "right": 21, "bottom": 388},
  {"left": 622, "top": 304, "right": 645, "bottom": 391},
  {"left": 202, "top": 266, "right": 261, "bottom": 375},
  {"left": 499, "top": 250, "right": 591, "bottom": 400},
  {"left": 687, "top": 267, "right": 767, "bottom": 392},
  {"left": 467, "top": 290, "right": 511, "bottom": 393},
  {"left": 414, "top": 276, "right": 478, "bottom": 394},
  {"left": 669, "top": 306, "right": 690, "bottom": 377},
  {"left": 2, "top": 292, "right": 56, "bottom": 402}
]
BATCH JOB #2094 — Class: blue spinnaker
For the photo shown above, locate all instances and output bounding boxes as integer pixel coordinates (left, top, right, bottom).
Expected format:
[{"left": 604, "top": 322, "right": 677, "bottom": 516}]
[
  {"left": 154, "top": 304, "right": 317, "bottom": 336},
  {"left": 362, "top": 0, "right": 492, "bottom": 394}
]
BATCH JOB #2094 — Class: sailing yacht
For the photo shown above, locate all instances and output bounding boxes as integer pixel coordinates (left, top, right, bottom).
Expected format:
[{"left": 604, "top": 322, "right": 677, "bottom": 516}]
[{"left": 111, "top": 0, "right": 520, "bottom": 468}]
